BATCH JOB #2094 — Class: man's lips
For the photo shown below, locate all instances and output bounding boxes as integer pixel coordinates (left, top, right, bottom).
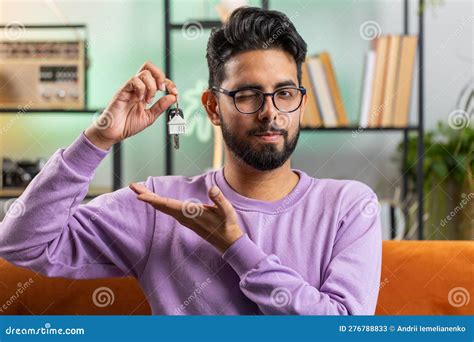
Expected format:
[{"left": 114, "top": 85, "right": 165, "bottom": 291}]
[
  {"left": 253, "top": 131, "right": 284, "bottom": 136},
  {"left": 253, "top": 131, "right": 284, "bottom": 143}
]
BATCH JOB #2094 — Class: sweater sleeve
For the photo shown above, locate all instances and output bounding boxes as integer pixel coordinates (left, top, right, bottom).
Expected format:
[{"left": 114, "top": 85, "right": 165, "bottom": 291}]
[
  {"left": 221, "top": 192, "right": 382, "bottom": 315},
  {"left": 0, "top": 132, "right": 156, "bottom": 279}
]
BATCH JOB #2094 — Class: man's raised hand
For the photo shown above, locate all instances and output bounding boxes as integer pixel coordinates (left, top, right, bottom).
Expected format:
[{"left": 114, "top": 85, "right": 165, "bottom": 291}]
[{"left": 85, "top": 61, "right": 178, "bottom": 150}]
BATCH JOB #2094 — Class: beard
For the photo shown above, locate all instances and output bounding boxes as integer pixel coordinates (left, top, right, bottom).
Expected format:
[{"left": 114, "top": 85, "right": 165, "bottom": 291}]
[{"left": 219, "top": 115, "right": 300, "bottom": 171}]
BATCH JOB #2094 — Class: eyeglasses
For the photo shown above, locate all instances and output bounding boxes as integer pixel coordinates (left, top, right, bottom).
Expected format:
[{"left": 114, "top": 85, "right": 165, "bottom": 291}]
[{"left": 211, "top": 86, "right": 306, "bottom": 115}]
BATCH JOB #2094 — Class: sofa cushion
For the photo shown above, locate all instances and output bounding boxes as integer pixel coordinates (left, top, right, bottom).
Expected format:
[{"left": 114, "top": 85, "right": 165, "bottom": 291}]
[
  {"left": 376, "top": 240, "right": 473, "bottom": 315},
  {"left": 0, "top": 240, "right": 472, "bottom": 315}
]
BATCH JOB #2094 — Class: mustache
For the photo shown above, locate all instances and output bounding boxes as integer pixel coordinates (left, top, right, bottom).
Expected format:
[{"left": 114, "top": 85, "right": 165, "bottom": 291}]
[{"left": 247, "top": 126, "right": 288, "bottom": 137}]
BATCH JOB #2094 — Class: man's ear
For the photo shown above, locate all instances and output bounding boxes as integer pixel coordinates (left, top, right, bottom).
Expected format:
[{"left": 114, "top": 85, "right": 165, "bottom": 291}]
[
  {"left": 201, "top": 90, "right": 221, "bottom": 126},
  {"left": 299, "top": 92, "right": 308, "bottom": 125}
]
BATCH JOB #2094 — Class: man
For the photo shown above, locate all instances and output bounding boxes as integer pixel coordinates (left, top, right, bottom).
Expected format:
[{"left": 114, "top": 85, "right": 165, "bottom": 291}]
[{"left": 0, "top": 7, "right": 381, "bottom": 315}]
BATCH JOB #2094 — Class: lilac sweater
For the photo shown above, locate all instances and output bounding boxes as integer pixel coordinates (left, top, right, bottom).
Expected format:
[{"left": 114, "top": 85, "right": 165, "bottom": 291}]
[{"left": 0, "top": 132, "right": 382, "bottom": 315}]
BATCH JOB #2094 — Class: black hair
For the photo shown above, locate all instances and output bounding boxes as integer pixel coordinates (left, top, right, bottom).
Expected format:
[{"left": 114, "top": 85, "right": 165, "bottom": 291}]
[{"left": 206, "top": 6, "right": 307, "bottom": 89}]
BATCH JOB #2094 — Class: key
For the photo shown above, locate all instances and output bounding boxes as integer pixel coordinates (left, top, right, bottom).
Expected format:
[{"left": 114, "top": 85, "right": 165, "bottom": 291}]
[{"left": 167, "top": 100, "right": 186, "bottom": 149}]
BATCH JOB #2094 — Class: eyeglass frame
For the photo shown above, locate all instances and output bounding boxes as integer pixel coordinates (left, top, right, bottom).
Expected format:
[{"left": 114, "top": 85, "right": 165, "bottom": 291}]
[{"left": 210, "top": 85, "right": 307, "bottom": 115}]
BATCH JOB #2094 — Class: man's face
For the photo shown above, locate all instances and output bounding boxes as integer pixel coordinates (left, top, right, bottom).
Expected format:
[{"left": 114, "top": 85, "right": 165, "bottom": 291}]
[{"left": 215, "top": 49, "right": 305, "bottom": 171}]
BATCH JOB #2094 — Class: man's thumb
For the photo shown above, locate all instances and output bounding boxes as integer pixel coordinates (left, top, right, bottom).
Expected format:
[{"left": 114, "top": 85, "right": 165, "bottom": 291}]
[{"left": 208, "top": 186, "right": 231, "bottom": 213}]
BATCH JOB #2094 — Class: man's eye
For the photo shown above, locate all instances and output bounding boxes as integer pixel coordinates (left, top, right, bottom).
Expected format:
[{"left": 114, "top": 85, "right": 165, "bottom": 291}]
[
  {"left": 277, "top": 90, "right": 292, "bottom": 97},
  {"left": 236, "top": 94, "right": 258, "bottom": 101}
]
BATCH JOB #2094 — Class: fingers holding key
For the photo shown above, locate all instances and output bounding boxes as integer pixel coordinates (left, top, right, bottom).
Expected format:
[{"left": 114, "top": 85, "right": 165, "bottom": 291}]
[
  {"left": 136, "top": 61, "right": 178, "bottom": 104},
  {"left": 136, "top": 70, "right": 157, "bottom": 103},
  {"left": 164, "top": 78, "right": 179, "bottom": 97},
  {"left": 137, "top": 61, "right": 166, "bottom": 92}
]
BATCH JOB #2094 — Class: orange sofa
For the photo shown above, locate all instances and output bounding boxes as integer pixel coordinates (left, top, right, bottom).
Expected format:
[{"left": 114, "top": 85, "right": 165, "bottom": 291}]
[{"left": 0, "top": 240, "right": 472, "bottom": 315}]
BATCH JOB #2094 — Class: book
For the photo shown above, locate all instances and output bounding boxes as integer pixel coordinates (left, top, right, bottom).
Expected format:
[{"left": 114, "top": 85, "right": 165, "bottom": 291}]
[
  {"left": 393, "top": 35, "right": 418, "bottom": 127},
  {"left": 307, "top": 56, "right": 338, "bottom": 127},
  {"left": 359, "top": 50, "right": 376, "bottom": 128},
  {"left": 381, "top": 35, "right": 401, "bottom": 127},
  {"left": 300, "top": 60, "right": 323, "bottom": 128},
  {"left": 368, "top": 36, "right": 389, "bottom": 127},
  {"left": 319, "top": 52, "right": 348, "bottom": 126}
]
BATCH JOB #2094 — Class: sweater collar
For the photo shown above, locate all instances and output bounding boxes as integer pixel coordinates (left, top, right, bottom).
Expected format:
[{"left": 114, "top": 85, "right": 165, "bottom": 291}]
[{"left": 213, "top": 167, "right": 312, "bottom": 214}]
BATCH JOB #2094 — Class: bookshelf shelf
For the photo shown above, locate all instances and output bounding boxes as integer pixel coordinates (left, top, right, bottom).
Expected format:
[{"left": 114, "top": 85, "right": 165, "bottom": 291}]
[{"left": 164, "top": 0, "right": 426, "bottom": 240}]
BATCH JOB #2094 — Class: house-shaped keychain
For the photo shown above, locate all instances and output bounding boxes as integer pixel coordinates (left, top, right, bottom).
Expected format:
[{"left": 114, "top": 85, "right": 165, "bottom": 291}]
[{"left": 167, "top": 104, "right": 186, "bottom": 149}]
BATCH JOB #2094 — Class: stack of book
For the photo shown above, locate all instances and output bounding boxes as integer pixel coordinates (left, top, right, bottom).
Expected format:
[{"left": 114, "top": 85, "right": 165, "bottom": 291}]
[
  {"left": 359, "top": 35, "right": 418, "bottom": 128},
  {"left": 301, "top": 52, "right": 349, "bottom": 128}
]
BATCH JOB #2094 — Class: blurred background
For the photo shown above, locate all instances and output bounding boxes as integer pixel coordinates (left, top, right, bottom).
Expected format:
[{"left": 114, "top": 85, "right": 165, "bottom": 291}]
[{"left": 0, "top": 0, "right": 472, "bottom": 240}]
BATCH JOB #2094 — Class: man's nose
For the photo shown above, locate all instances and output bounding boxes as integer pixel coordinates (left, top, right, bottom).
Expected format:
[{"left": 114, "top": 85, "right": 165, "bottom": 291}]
[{"left": 257, "top": 95, "right": 278, "bottom": 122}]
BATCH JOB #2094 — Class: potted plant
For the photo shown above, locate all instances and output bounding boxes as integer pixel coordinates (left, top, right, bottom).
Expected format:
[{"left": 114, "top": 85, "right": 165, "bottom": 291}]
[{"left": 394, "top": 121, "right": 473, "bottom": 240}]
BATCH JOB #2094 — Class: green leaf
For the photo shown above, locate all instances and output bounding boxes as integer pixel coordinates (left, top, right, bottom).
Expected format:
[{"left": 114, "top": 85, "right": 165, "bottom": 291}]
[{"left": 432, "top": 161, "right": 449, "bottom": 178}]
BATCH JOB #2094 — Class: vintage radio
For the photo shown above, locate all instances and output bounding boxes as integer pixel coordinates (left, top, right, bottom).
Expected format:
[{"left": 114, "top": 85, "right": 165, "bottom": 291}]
[{"left": 0, "top": 40, "right": 86, "bottom": 110}]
